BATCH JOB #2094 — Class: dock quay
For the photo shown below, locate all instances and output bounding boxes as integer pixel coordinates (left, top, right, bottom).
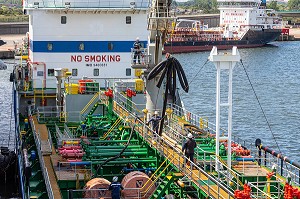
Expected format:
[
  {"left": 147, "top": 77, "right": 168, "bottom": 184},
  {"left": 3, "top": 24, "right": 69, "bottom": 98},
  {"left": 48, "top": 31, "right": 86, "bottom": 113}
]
[{"left": 0, "top": 34, "right": 24, "bottom": 59}]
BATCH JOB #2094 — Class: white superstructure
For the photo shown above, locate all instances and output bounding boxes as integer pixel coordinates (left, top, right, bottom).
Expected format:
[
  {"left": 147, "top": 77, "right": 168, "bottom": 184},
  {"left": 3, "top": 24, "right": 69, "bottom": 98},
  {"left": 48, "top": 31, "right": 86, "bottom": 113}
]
[
  {"left": 218, "top": 0, "right": 281, "bottom": 32},
  {"left": 23, "top": 0, "right": 150, "bottom": 88}
]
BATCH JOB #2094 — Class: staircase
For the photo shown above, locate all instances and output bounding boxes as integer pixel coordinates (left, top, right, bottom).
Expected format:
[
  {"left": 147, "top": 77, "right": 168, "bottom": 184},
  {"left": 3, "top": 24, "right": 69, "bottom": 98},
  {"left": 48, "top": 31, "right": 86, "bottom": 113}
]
[{"left": 80, "top": 92, "right": 101, "bottom": 120}]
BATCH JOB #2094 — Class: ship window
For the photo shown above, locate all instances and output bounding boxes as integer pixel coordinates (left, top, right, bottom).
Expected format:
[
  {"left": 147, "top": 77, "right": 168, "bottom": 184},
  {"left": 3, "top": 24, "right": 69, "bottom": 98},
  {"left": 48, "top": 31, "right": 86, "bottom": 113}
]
[
  {"left": 126, "top": 68, "right": 131, "bottom": 76},
  {"left": 61, "top": 16, "right": 67, "bottom": 24},
  {"left": 108, "top": 42, "right": 114, "bottom": 50},
  {"left": 126, "top": 16, "right": 131, "bottom": 24},
  {"left": 79, "top": 43, "right": 84, "bottom": 51},
  {"left": 72, "top": 69, "right": 78, "bottom": 76},
  {"left": 94, "top": 69, "right": 99, "bottom": 76},
  {"left": 37, "top": 71, "right": 43, "bottom": 76},
  {"left": 48, "top": 69, "right": 54, "bottom": 76},
  {"left": 47, "top": 43, "right": 53, "bottom": 51}
]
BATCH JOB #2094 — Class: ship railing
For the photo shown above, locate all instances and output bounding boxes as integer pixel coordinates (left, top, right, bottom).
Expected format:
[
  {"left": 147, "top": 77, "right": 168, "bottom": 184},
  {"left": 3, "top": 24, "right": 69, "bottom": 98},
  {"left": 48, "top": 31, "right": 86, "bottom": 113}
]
[
  {"left": 64, "top": 123, "right": 74, "bottom": 138},
  {"left": 248, "top": 180, "right": 283, "bottom": 199},
  {"left": 209, "top": 155, "right": 245, "bottom": 190},
  {"left": 56, "top": 124, "right": 78, "bottom": 147},
  {"left": 168, "top": 103, "right": 250, "bottom": 148},
  {"left": 114, "top": 91, "right": 145, "bottom": 117},
  {"left": 23, "top": 0, "right": 149, "bottom": 9},
  {"left": 56, "top": 161, "right": 93, "bottom": 182},
  {"left": 112, "top": 98, "right": 235, "bottom": 198},
  {"left": 37, "top": 105, "right": 63, "bottom": 122},
  {"left": 254, "top": 151, "right": 300, "bottom": 186},
  {"left": 130, "top": 48, "right": 150, "bottom": 65},
  {"left": 31, "top": 124, "right": 54, "bottom": 199},
  {"left": 65, "top": 111, "right": 81, "bottom": 123}
]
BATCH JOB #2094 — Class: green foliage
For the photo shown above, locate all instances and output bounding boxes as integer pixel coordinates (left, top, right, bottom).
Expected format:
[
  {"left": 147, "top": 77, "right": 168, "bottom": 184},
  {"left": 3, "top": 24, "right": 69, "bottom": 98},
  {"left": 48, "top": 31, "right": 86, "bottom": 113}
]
[
  {"left": 0, "top": 6, "right": 23, "bottom": 15},
  {"left": 193, "top": 0, "right": 218, "bottom": 13},
  {"left": 267, "top": 1, "right": 279, "bottom": 10},
  {"left": 287, "top": 0, "right": 300, "bottom": 10}
]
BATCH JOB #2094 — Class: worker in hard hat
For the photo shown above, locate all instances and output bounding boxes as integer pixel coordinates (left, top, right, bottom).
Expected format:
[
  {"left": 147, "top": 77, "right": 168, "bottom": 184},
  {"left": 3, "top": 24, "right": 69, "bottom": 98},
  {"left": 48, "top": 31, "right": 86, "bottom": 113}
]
[
  {"left": 146, "top": 111, "right": 162, "bottom": 137},
  {"left": 109, "top": 176, "right": 124, "bottom": 199},
  {"left": 133, "top": 37, "right": 142, "bottom": 64},
  {"left": 182, "top": 133, "right": 197, "bottom": 168}
]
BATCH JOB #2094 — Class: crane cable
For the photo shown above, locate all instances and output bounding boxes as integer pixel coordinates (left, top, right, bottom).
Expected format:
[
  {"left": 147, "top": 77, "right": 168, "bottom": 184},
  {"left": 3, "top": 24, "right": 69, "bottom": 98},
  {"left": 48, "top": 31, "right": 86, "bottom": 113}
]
[{"left": 239, "top": 59, "right": 284, "bottom": 155}]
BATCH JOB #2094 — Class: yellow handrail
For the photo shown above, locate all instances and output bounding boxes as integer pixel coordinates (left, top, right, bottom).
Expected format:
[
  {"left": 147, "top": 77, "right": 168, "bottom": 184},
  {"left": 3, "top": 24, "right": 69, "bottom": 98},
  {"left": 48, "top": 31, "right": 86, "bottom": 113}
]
[
  {"left": 80, "top": 92, "right": 100, "bottom": 115},
  {"left": 141, "top": 156, "right": 176, "bottom": 195},
  {"left": 101, "top": 117, "right": 122, "bottom": 140},
  {"left": 141, "top": 153, "right": 175, "bottom": 189}
]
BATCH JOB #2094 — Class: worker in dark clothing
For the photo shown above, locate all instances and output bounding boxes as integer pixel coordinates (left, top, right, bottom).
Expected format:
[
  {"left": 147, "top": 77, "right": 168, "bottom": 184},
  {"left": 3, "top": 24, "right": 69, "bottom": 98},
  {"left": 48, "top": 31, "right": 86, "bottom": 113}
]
[
  {"left": 146, "top": 111, "right": 162, "bottom": 136},
  {"left": 182, "top": 133, "right": 197, "bottom": 167},
  {"left": 109, "top": 176, "right": 124, "bottom": 199},
  {"left": 133, "top": 37, "right": 142, "bottom": 64}
]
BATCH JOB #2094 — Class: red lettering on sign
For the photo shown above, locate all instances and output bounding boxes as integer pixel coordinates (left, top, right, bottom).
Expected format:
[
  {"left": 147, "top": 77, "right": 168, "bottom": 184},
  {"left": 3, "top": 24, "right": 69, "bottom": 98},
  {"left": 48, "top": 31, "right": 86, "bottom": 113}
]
[{"left": 71, "top": 55, "right": 82, "bottom": 62}]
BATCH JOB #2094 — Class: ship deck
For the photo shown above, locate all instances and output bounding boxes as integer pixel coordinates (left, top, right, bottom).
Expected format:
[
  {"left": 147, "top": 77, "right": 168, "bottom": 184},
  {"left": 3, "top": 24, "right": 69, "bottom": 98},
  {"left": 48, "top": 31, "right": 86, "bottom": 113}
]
[
  {"left": 114, "top": 102, "right": 236, "bottom": 199},
  {"left": 32, "top": 116, "right": 62, "bottom": 199}
]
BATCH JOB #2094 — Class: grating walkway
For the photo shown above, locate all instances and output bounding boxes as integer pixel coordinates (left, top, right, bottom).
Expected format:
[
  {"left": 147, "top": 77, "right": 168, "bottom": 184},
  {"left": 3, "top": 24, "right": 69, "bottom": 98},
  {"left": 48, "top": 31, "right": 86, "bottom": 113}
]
[{"left": 32, "top": 116, "right": 62, "bottom": 199}]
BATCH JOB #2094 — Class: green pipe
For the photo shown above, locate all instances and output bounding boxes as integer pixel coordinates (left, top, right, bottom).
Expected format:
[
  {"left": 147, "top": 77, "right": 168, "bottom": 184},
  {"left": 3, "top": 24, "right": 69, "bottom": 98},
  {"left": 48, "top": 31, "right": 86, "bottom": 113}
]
[
  {"left": 89, "top": 151, "right": 148, "bottom": 157},
  {"left": 85, "top": 145, "right": 142, "bottom": 149},
  {"left": 88, "top": 140, "right": 138, "bottom": 144},
  {"left": 121, "top": 132, "right": 130, "bottom": 140},
  {"left": 86, "top": 148, "right": 147, "bottom": 153},
  {"left": 90, "top": 158, "right": 157, "bottom": 164}
]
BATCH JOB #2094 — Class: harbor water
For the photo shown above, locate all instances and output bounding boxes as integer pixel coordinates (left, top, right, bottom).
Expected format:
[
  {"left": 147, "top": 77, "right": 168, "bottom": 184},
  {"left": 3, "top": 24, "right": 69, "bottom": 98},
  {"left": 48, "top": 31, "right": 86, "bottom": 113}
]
[{"left": 1, "top": 41, "right": 300, "bottom": 163}]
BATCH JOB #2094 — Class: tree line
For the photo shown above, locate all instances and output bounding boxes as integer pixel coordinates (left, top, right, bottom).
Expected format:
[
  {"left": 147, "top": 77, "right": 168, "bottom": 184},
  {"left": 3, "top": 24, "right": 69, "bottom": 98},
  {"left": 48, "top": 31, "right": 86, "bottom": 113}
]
[{"left": 176, "top": 0, "right": 300, "bottom": 14}]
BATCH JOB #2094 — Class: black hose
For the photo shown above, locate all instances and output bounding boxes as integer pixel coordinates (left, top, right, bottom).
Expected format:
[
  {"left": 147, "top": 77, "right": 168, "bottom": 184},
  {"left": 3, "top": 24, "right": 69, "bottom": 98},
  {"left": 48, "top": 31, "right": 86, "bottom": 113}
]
[
  {"left": 147, "top": 54, "right": 189, "bottom": 136},
  {"left": 94, "top": 117, "right": 139, "bottom": 176}
]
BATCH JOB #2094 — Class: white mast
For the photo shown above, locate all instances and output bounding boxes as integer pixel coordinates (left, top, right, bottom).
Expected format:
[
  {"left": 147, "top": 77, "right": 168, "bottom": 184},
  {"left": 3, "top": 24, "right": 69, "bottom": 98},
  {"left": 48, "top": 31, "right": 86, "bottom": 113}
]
[{"left": 209, "top": 46, "right": 240, "bottom": 170}]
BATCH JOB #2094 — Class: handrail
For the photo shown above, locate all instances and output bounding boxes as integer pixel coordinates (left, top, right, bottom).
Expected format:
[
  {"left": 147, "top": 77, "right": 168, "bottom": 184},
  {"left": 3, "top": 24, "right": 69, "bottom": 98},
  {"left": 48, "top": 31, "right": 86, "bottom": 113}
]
[
  {"left": 141, "top": 152, "right": 174, "bottom": 190},
  {"left": 112, "top": 92, "right": 235, "bottom": 198},
  {"left": 31, "top": 127, "right": 54, "bottom": 199},
  {"left": 101, "top": 117, "right": 122, "bottom": 140},
  {"left": 80, "top": 92, "right": 100, "bottom": 115},
  {"left": 213, "top": 155, "right": 244, "bottom": 189},
  {"left": 64, "top": 123, "right": 74, "bottom": 138},
  {"left": 141, "top": 156, "right": 176, "bottom": 196}
]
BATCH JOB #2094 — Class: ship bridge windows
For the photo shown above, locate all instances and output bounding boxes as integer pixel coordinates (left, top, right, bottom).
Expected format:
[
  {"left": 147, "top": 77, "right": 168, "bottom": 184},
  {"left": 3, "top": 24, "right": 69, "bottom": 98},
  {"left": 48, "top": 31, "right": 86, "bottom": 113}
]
[
  {"left": 79, "top": 43, "right": 84, "bottom": 51},
  {"left": 37, "top": 71, "right": 43, "bottom": 77},
  {"left": 61, "top": 16, "right": 67, "bottom": 24},
  {"left": 108, "top": 42, "right": 114, "bottom": 51},
  {"left": 94, "top": 69, "right": 99, "bottom": 76},
  {"left": 72, "top": 69, "right": 78, "bottom": 76},
  {"left": 47, "top": 43, "right": 53, "bottom": 51},
  {"left": 126, "top": 68, "right": 131, "bottom": 76},
  {"left": 126, "top": 16, "right": 131, "bottom": 24},
  {"left": 48, "top": 69, "right": 54, "bottom": 76}
]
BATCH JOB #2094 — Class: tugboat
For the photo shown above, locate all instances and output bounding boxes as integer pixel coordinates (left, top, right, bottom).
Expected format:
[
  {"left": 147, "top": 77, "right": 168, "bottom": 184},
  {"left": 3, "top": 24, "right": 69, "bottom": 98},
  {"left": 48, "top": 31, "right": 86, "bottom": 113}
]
[
  {"left": 164, "top": 0, "right": 282, "bottom": 53},
  {"left": 10, "top": 0, "right": 300, "bottom": 198}
]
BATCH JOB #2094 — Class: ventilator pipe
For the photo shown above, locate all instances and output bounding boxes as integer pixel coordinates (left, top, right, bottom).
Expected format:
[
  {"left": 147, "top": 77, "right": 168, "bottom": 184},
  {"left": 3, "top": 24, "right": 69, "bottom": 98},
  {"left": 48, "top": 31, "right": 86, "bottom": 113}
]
[{"left": 255, "top": 138, "right": 300, "bottom": 169}]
